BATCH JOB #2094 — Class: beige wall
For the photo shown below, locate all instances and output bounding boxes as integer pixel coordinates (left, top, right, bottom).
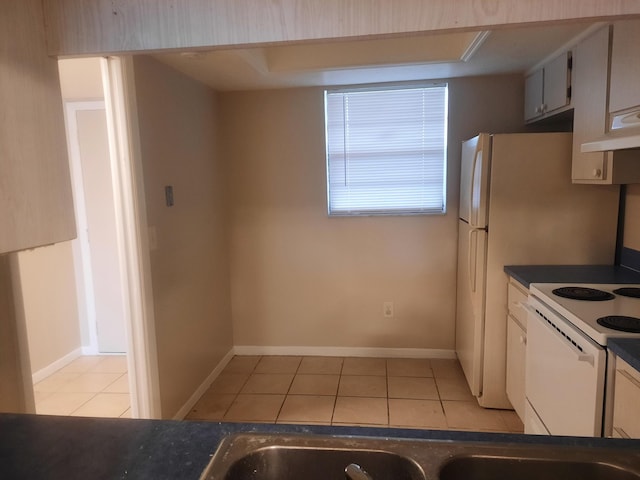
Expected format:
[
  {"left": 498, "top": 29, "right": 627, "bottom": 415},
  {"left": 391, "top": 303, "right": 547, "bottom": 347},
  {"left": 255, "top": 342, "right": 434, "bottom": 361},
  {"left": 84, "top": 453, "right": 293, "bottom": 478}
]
[
  {"left": 133, "top": 56, "right": 233, "bottom": 418},
  {"left": 0, "top": 255, "right": 34, "bottom": 413},
  {"left": 222, "top": 75, "right": 524, "bottom": 350},
  {"left": 17, "top": 243, "right": 82, "bottom": 373},
  {"left": 624, "top": 184, "right": 640, "bottom": 251}
]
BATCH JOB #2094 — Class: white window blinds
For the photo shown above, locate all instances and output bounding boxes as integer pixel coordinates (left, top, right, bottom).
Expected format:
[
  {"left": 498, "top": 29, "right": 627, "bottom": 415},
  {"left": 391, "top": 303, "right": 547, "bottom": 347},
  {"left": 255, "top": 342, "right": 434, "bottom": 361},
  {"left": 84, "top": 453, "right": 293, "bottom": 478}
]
[{"left": 325, "top": 85, "right": 447, "bottom": 215}]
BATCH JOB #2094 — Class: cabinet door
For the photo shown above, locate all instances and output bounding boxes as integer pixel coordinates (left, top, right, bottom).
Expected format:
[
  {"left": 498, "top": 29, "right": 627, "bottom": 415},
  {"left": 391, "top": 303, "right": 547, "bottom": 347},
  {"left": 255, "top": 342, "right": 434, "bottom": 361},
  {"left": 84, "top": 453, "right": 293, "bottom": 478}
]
[
  {"left": 524, "top": 69, "right": 544, "bottom": 121},
  {"left": 544, "top": 52, "right": 571, "bottom": 114},
  {"left": 571, "top": 26, "right": 610, "bottom": 183},
  {"left": 609, "top": 19, "right": 640, "bottom": 114},
  {"left": 0, "top": 0, "right": 76, "bottom": 253},
  {"left": 612, "top": 358, "right": 640, "bottom": 439},
  {"left": 506, "top": 315, "right": 526, "bottom": 421}
]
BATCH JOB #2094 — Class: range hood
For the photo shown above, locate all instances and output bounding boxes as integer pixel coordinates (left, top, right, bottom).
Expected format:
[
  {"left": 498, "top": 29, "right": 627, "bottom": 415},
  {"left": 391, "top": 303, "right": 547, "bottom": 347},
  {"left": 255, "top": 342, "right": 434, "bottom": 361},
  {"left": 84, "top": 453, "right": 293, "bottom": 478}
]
[
  {"left": 581, "top": 131, "right": 640, "bottom": 152},
  {"left": 581, "top": 108, "right": 640, "bottom": 153}
]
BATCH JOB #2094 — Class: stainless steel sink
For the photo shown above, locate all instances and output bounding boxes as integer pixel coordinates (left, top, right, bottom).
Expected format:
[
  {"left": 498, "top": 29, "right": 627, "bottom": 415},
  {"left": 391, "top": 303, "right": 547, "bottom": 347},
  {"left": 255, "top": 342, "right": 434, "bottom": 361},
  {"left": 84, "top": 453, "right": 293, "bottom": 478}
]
[
  {"left": 439, "top": 455, "right": 640, "bottom": 480},
  {"left": 200, "top": 433, "right": 640, "bottom": 480},
  {"left": 220, "top": 447, "right": 423, "bottom": 480}
]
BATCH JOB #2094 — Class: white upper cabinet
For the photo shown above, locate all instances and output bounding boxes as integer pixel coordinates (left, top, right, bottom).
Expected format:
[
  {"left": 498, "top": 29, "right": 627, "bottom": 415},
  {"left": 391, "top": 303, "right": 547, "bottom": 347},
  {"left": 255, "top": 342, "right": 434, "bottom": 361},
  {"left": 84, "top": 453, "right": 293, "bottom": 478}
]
[
  {"left": 543, "top": 53, "right": 573, "bottom": 115},
  {"left": 571, "top": 26, "right": 611, "bottom": 183},
  {"left": 524, "top": 51, "right": 572, "bottom": 122},
  {"left": 571, "top": 23, "right": 640, "bottom": 184},
  {"left": 524, "top": 69, "right": 544, "bottom": 121},
  {"left": 609, "top": 19, "right": 640, "bottom": 115},
  {"left": 0, "top": 0, "right": 76, "bottom": 253}
]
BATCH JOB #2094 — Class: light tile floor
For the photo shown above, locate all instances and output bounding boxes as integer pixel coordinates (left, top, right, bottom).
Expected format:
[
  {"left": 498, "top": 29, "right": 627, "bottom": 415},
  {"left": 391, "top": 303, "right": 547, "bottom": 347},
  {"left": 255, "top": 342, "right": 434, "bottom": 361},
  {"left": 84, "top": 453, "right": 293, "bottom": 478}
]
[
  {"left": 186, "top": 356, "right": 524, "bottom": 433},
  {"left": 34, "top": 355, "right": 131, "bottom": 418}
]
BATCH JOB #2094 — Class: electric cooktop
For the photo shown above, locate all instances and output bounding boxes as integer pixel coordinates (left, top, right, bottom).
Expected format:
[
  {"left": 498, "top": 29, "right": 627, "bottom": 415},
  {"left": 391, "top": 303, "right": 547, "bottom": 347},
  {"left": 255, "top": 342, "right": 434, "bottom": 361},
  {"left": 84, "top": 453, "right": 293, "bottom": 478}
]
[{"left": 530, "top": 283, "right": 640, "bottom": 345}]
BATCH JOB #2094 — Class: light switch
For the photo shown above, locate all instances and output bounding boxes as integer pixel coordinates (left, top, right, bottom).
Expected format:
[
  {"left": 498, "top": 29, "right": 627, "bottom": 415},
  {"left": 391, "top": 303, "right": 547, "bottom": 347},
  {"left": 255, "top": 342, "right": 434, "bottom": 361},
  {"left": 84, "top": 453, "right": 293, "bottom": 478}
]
[{"left": 165, "top": 185, "right": 174, "bottom": 207}]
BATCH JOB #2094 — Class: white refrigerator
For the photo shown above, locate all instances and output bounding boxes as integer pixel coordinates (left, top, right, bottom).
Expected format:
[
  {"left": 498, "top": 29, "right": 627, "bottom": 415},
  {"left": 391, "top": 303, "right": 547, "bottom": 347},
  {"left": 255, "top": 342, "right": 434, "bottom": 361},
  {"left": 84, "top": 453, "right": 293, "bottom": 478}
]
[{"left": 455, "top": 132, "right": 620, "bottom": 409}]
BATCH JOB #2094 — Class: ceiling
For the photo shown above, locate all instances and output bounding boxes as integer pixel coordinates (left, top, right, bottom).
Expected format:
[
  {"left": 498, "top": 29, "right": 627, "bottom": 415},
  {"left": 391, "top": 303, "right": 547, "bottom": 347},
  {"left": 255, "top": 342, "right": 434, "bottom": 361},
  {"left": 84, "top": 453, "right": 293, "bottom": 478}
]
[{"left": 153, "top": 22, "right": 599, "bottom": 91}]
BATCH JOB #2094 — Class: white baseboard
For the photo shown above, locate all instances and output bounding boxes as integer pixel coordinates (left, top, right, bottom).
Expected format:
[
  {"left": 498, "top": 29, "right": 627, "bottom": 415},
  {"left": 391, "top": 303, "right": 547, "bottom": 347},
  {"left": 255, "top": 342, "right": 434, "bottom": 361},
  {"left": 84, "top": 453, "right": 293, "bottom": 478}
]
[
  {"left": 81, "top": 346, "right": 98, "bottom": 356},
  {"left": 32, "top": 348, "right": 83, "bottom": 384},
  {"left": 233, "top": 345, "right": 457, "bottom": 359},
  {"left": 173, "top": 347, "right": 235, "bottom": 420}
]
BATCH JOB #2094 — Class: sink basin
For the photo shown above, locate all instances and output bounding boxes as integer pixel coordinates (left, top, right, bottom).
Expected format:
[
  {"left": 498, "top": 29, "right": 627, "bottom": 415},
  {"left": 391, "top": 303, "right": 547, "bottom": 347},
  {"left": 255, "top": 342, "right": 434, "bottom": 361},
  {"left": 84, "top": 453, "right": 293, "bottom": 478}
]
[
  {"left": 439, "top": 455, "right": 640, "bottom": 480},
  {"left": 224, "top": 447, "right": 424, "bottom": 480},
  {"left": 200, "top": 433, "right": 640, "bottom": 480}
]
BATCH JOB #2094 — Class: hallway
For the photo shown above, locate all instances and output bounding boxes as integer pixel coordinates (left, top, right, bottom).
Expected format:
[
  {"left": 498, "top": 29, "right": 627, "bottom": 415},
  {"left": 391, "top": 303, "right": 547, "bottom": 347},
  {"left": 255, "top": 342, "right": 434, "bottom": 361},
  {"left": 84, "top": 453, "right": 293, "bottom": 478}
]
[{"left": 33, "top": 355, "right": 130, "bottom": 418}]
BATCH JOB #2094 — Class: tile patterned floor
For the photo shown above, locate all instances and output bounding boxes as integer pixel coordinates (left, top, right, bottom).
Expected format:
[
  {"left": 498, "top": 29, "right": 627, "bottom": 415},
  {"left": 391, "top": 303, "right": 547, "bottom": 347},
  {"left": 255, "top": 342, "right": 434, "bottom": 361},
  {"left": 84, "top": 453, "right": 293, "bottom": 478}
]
[
  {"left": 34, "top": 355, "right": 131, "bottom": 418},
  {"left": 186, "top": 356, "right": 524, "bottom": 433}
]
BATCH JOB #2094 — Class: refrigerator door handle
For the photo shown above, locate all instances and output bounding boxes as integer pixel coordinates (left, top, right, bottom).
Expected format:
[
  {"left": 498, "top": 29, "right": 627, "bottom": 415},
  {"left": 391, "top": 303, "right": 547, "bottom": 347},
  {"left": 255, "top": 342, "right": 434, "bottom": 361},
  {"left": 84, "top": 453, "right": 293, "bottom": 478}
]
[
  {"left": 469, "top": 146, "right": 482, "bottom": 229},
  {"left": 468, "top": 228, "right": 477, "bottom": 293}
]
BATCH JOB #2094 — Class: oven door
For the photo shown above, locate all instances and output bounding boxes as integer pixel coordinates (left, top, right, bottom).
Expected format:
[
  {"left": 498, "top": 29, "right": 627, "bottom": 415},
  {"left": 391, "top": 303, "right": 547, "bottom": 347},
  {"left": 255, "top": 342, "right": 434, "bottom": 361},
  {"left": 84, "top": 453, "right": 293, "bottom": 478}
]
[{"left": 524, "top": 296, "right": 606, "bottom": 437}]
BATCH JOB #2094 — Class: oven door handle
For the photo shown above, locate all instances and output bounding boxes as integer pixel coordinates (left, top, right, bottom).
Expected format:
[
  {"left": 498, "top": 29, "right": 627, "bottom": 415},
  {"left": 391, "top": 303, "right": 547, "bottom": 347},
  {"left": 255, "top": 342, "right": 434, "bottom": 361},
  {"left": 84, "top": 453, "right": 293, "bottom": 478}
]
[{"left": 521, "top": 303, "right": 595, "bottom": 365}]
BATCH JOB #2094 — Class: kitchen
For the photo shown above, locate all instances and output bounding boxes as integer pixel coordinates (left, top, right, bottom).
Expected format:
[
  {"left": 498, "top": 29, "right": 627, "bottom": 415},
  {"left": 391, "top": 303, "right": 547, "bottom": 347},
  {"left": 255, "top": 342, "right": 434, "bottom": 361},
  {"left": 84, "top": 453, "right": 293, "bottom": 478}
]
[{"left": 2, "top": 1, "right": 640, "bottom": 478}]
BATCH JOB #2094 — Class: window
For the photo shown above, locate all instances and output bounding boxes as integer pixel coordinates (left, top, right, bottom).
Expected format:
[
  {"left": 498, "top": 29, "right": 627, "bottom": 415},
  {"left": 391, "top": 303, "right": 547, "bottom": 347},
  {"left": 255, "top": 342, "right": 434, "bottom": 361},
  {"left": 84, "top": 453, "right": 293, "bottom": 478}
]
[{"left": 325, "top": 84, "right": 447, "bottom": 216}]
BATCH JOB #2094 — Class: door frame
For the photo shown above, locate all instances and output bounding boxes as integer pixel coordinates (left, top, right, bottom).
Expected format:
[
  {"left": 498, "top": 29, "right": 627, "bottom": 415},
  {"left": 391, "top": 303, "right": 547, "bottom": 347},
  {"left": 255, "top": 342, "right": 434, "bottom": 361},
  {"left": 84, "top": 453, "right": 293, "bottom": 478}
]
[{"left": 101, "top": 56, "right": 161, "bottom": 418}]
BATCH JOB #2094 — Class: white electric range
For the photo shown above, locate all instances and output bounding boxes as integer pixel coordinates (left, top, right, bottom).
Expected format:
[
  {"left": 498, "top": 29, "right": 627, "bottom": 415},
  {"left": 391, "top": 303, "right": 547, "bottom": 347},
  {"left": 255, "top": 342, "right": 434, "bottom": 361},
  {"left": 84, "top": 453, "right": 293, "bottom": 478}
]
[{"left": 524, "top": 283, "right": 640, "bottom": 437}]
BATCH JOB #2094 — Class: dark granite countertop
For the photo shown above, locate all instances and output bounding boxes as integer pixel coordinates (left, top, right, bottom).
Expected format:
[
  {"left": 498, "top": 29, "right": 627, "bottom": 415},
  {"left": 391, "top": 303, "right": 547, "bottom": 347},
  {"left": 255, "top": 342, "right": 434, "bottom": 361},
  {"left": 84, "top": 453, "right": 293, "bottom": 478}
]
[
  {"left": 504, "top": 265, "right": 640, "bottom": 288},
  {"left": 2, "top": 413, "right": 640, "bottom": 479},
  {"left": 609, "top": 338, "right": 640, "bottom": 373}
]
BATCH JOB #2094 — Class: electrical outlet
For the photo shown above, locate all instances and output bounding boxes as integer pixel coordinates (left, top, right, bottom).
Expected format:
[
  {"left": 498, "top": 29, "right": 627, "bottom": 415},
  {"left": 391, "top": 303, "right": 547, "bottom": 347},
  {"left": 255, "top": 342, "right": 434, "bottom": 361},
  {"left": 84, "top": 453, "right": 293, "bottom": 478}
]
[{"left": 383, "top": 301, "right": 394, "bottom": 318}]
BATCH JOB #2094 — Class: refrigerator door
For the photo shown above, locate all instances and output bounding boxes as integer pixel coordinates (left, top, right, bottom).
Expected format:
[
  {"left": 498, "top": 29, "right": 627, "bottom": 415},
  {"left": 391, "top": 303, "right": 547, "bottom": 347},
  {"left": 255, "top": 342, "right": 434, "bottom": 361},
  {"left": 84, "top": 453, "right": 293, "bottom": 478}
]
[
  {"left": 455, "top": 219, "right": 487, "bottom": 397},
  {"left": 459, "top": 134, "right": 491, "bottom": 228}
]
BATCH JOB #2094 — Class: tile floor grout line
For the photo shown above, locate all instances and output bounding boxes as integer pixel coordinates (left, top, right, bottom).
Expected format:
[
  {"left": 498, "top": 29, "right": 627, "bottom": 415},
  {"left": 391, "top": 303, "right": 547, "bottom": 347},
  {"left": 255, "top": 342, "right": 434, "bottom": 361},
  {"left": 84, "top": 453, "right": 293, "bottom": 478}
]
[
  {"left": 60, "top": 392, "right": 98, "bottom": 417},
  {"left": 385, "top": 360, "right": 391, "bottom": 427},
  {"left": 329, "top": 393, "right": 338, "bottom": 426},
  {"left": 274, "top": 361, "right": 299, "bottom": 424},
  {"left": 220, "top": 357, "right": 259, "bottom": 422}
]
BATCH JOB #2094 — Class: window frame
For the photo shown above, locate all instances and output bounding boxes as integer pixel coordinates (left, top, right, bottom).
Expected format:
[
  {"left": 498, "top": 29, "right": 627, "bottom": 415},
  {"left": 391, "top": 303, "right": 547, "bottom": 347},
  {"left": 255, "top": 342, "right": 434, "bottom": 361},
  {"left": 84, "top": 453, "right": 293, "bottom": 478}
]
[{"left": 324, "top": 82, "right": 448, "bottom": 217}]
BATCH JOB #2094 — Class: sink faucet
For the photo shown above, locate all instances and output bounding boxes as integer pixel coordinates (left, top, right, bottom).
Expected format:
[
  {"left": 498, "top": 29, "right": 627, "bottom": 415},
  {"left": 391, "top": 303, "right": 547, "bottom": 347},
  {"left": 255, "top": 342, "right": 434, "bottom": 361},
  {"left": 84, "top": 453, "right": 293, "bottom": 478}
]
[{"left": 345, "top": 463, "right": 373, "bottom": 480}]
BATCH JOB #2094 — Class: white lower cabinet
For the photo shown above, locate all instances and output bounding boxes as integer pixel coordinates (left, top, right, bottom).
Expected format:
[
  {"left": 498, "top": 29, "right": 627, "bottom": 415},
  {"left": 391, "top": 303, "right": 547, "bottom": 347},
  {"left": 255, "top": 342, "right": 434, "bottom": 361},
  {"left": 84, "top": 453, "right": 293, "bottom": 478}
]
[
  {"left": 506, "top": 314, "right": 527, "bottom": 419},
  {"left": 525, "top": 400, "right": 550, "bottom": 435},
  {"left": 611, "top": 357, "right": 640, "bottom": 439},
  {"left": 506, "top": 278, "right": 528, "bottom": 421}
]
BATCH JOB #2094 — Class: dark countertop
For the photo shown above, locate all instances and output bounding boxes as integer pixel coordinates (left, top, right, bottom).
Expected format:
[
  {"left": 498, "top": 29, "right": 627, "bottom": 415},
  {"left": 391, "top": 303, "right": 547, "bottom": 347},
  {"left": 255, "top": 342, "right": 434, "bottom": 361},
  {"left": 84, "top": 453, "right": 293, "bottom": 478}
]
[
  {"left": 2, "top": 413, "right": 640, "bottom": 479},
  {"left": 609, "top": 338, "right": 640, "bottom": 373},
  {"left": 504, "top": 265, "right": 640, "bottom": 288}
]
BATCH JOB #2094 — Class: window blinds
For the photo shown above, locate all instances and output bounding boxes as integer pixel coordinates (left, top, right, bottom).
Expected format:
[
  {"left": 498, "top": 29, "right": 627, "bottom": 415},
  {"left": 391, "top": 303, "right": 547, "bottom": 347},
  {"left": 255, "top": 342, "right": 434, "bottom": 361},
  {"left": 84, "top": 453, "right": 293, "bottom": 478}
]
[{"left": 325, "top": 85, "right": 447, "bottom": 215}]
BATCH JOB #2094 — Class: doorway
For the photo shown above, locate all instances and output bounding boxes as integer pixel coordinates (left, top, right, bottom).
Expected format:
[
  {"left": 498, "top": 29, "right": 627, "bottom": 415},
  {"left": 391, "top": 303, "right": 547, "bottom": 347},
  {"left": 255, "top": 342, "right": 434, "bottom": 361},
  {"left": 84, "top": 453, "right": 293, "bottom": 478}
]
[
  {"left": 18, "top": 77, "right": 130, "bottom": 417},
  {"left": 17, "top": 100, "right": 130, "bottom": 417},
  {"left": 17, "top": 57, "right": 160, "bottom": 418},
  {"left": 67, "top": 101, "right": 128, "bottom": 355}
]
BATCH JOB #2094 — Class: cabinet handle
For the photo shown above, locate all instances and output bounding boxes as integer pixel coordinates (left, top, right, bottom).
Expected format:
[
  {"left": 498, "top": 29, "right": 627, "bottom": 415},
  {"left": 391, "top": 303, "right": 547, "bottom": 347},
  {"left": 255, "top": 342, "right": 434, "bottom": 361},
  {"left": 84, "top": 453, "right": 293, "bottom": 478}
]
[
  {"left": 519, "top": 335, "right": 527, "bottom": 345},
  {"left": 592, "top": 168, "right": 602, "bottom": 178}
]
